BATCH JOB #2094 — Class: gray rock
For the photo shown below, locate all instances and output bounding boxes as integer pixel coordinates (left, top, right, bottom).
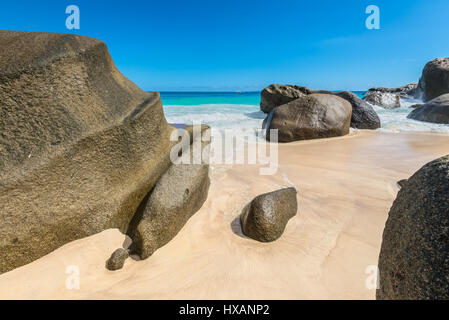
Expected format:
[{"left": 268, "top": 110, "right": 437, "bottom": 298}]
[
  {"left": 0, "top": 31, "right": 175, "bottom": 274},
  {"left": 363, "top": 92, "right": 401, "bottom": 109},
  {"left": 106, "top": 248, "right": 129, "bottom": 271},
  {"left": 418, "top": 58, "right": 449, "bottom": 102},
  {"left": 240, "top": 188, "right": 298, "bottom": 242},
  {"left": 130, "top": 133, "right": 211, "bottom": 260},
  {"left": 336, "top": 91, "right": 380, "bottom": 129},
  {"left": 377, "top": 155, "right": 449, "bottom": 300},
  {"left": 266, "top": 94, "right": 352, "bottom": 142},
  {"left": 407, "top": 93, "right": 449, "bottom": 124},
  {"left": 365, "top": 83, "right": 418, "bottom": 98},
  {"left": 260, "top": 84, "right": 312, "bottom": 113}
]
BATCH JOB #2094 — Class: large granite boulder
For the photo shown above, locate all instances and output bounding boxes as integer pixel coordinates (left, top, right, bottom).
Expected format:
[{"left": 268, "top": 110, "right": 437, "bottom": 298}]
[
  {"left": 260, "top": 84, "right": 312, "bottom": 113},
  {"left": 0, "top": 31, "right": 175, "bottom": 274},
  {"left": 335, "top": 91, "right": 380, "bottom": 129},
  {"left": 266, "top": 94, "right": 352, "bottom": 142},
  {"left": 240, "top": 188, "right": 298, "bottom": 242},
  {"left": 377, "top": 155, "right": 449, "bottom": 300},
  {"left": 418, "top": 58, "right": 449, "bottom": 102},
  {"left": 129, "top": 130, "right": 211, "bottom": 260},
  {"left": 363, "top": 92, "right": 401, "bottom": 109},
  {"left": 407, "top": 93, "right": 449, "bottom": 124}
]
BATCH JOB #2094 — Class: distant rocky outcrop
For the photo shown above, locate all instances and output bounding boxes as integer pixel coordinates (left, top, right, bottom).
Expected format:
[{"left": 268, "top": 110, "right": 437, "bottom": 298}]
[
  {"left": 377, "top": 155, "right": 449, "bottom": 300},
  {"left": 260, "top": 84, "right": 312, "bottom": 113},
  {"left": 240, "top": 188, "right": 298, "bottom": 242},
  {"left": 364, "top": 83, "right": 418, "bottom": 98},
  {"left": 418, "top": 58, "right": 449, "bottom": 102},
  {"left": 363, "top": 92, "right": 401, "bottom": 109},
  {"left": 335, "top": 91, "right": 380, "bottom": 129},
  {"left": 129, "top": 128, "right": 211, "bottom": 260},
  {"left": 0, "top": 31, "right": 193, "bottom": 274},
  {"left": 266, "top": 94, "right": 352, "bottom": 142},
  {"left": 106, "top": 248, "right": 130, "bottom": 271},
  {"left": 407, "top": 93, "right": 449, "bottom": 124}
]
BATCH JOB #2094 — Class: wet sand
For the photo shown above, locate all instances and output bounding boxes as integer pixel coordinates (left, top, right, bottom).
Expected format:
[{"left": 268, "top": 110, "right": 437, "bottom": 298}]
[{"left": 0, "top": 130, "right": 447, "bottom": 300}]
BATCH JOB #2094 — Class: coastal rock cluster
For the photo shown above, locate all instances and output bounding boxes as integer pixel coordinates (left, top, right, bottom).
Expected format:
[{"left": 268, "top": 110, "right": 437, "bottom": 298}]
[
  {"left": 266, "top": 94, "right": 352, "bottom": 143},
  {"left": 377, "top": 155, "right": 449, "bottom": 300},
  {"left": 0, "top": 31, "right": 210, "bottom": 274},
  {"left": 260, "top": 85, "right": 381, "bottom": 142},
  {"left": 262, "top": 57, "right": 449, "bottom": 136}
]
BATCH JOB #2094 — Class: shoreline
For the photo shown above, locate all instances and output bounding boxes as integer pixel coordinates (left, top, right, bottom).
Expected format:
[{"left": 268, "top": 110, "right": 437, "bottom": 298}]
[{"left": 0, "top": 130, "right": 447, "bottom": 300}]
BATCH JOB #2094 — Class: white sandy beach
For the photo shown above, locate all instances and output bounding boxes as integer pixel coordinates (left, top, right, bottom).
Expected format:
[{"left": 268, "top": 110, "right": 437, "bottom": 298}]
[{"left": 0, "top": 130, "right": 447, "bottom": 300}]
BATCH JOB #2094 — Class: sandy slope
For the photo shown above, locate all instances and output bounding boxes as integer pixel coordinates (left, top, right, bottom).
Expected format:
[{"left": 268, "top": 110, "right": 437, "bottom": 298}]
[{"left": 0, "top": 130, "right": 447, "bottom": 300}]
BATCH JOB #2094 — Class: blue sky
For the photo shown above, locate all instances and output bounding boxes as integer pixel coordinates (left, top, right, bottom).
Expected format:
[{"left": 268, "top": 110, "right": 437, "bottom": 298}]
[{"left": 1, "top": 0, "right": 448, "bottom": 91}]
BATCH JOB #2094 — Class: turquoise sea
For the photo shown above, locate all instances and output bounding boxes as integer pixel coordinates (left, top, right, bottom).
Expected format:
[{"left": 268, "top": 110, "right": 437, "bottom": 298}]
[{"left": 160, "top": 91, "right": 449, "bottom": 134}]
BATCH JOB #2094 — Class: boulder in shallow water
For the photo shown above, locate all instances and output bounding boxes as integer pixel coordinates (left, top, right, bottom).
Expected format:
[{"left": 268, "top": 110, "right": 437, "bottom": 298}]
[
  {"left": 266, "top": 94, "right": 352, "bottom": 142},
  {"left": 240, "top": 188, "right": 298, "bottom": 242},
  {"left": 417, "top": 58, "right": 449, "bottom": 102},
  {"left": 363, "top": 92, "right": 401, "bottom": 109},
  {"left": 407, "top": 93, "right": 449, "bottom": 124},
  {"left": 335, "top": 91, "right": 380, "bottom": 129},
  {"left": 377, "top": 155, "right": 449, "bottom": 300},
  {"left": 0, "top": 31, "right": 174, "bottom": 274},
  {"left": 260, "top": 84, "right": 312, "bottom": 113}
]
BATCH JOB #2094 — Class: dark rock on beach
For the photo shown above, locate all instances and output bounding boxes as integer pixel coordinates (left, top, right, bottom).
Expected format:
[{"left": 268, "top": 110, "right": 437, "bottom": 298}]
[
  {"left": 240, "top": 188, "right": 298, "bottom": 242},
  {"left": 335, "top": 91, "right": 380, "bottom": 129},
  {"left": 260, "top": 84, "right": 312, "bottom": 113},
  {"left": 377, "top": 155, "right": 449, "bottom": 300},
  {"left": 418, "top": 58, "right": 449, "bottom": 102},
  {"left": 0, "top": 31, "right": 176, "bottom": 274},
  {"left": 106, "top": 248, "right": 130, "bottom": 271},
  {"left": 407, "top": 93, "right": 449, "bottom": 124},
  {"left": 266, "top": 94, "right": 352, "bottom": 142}
]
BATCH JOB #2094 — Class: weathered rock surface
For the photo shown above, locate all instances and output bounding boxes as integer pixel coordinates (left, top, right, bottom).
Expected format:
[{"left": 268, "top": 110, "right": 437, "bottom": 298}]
[
  {"left": 335, "top": 91, "right": 380, "bottom": 129},
  {"left": 397, "top": 179, "right": 408, "bottom": 189},
  {"left": 377, "top": 155, "right": 449, "bottom": 300},
  {"left": 418, "top": 58, "right": 449, "bottom": 102},
  {"left": 407, "top": 94, "right": 449, "bottom": 124},
  {"left": 266, "top": 94, "right": 352, "bottom": 142},
  {"left": 240, "top": 188, "right": 298, "bottom": 242},
  {"left": 365, "top": 83, "right": 418, "bottom": 98},
  {"left": 363, "top": 92, "right": 401, "bottom": 109},
  {"left": 130, "top": 132, "right": 211, "bottom": 260},
  {"left": 106, "top": 248, "right": 129, "bottom": 271},
  {"left": 0, "top": 31, "right": 175, "bottom": 274},
  {"left": 260, "top": 84, "right": 312, "bottom": 113}
]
